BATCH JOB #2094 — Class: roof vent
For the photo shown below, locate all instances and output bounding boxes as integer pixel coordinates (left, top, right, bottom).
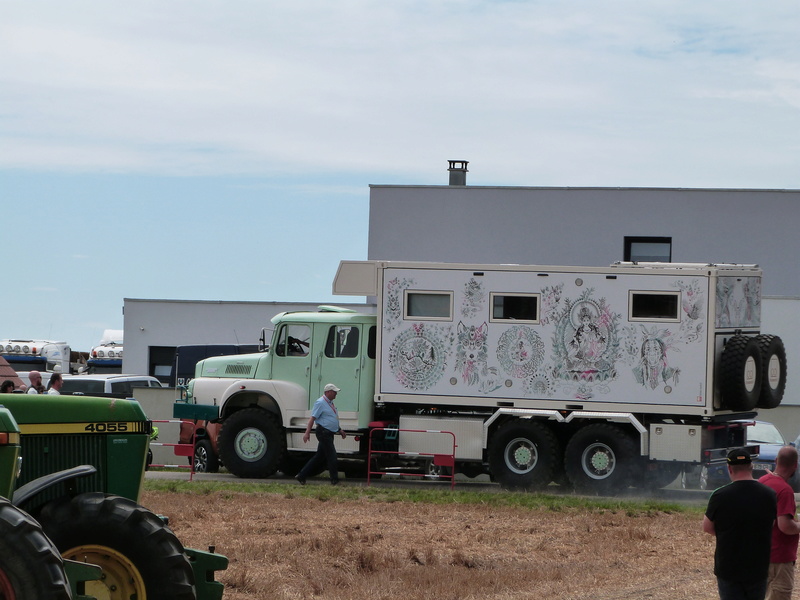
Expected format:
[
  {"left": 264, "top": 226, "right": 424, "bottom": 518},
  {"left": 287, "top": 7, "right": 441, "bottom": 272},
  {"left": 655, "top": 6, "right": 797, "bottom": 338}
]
[{"left": 447, "top": 160, "right": 469, "bottom": 186}]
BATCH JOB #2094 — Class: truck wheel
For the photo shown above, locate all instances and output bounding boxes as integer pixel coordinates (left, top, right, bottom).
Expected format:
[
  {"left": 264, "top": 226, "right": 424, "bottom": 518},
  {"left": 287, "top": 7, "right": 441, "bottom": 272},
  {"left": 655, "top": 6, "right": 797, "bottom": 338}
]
[
  {"left": 755, "top": 334, "right": 786, "bottom": 409},
  {"left": 218, "top": 408, "right": 286, "bottom": 478},
  {"left": 639, "top": 462, "right": 682, "bottom": 490},
  {"left": 565, "top": 424, "right": 637, "bottom": 495},
  {"left": 720, "top": 335, "right": 762, "bottom": 411},
  {"left": 488, "top": 420, "right": 559, "bottom": 490},
  {"left": 192, "top": 439, "right": 220, "bottom": 473},
  {"left": 35, "top": 493, "right": 196, "bottom": 600},
  {"left": 0, "top": 498, "right": 71, "bottom": 600}
]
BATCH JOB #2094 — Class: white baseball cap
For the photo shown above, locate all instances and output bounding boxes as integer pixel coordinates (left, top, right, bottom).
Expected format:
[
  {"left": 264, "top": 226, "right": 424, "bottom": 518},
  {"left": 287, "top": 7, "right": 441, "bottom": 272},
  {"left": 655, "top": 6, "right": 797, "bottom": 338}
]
[{"left": 323, "top": 383, "right": 340, "bottom": 393}]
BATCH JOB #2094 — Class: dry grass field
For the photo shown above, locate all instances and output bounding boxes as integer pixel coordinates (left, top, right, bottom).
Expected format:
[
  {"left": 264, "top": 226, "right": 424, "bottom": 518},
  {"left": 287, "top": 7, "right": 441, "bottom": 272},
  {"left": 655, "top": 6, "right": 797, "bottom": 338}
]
[{"left": 141, "top": 485, "right": 725, "bottom": 600}]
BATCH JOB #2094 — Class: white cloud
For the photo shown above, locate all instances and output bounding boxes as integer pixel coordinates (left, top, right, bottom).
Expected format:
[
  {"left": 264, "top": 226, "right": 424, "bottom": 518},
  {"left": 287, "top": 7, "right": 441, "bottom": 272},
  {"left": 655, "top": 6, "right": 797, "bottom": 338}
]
[{"left": 1, "top": 1, "right": 799, "bottom": 186}]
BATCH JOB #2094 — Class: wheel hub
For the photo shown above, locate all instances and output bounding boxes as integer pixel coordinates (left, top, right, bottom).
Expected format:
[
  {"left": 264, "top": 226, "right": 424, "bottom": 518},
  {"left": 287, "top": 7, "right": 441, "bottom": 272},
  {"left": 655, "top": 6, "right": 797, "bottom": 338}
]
[
  {"left": 63, "top": 544, "right": 145, "bottom": 600},
  {"left": 506, "top": 437, "right": 538, "bottom": 474},
  {"left": 235, "top": 427, "right": 267, "bottom": 462},
  {"left": 582, "top": 442, "right": 615, "bottom": 479}
]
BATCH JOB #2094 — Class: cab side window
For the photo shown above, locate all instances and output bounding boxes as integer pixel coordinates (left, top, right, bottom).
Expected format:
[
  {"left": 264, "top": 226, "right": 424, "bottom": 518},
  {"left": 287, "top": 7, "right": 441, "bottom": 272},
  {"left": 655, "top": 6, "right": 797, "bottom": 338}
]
[
  {"left": 274, "top": 325, "right": 311, "bottom": 357},
  {"left": 325, "top": 326, "right": 360, "bottom": 358}
]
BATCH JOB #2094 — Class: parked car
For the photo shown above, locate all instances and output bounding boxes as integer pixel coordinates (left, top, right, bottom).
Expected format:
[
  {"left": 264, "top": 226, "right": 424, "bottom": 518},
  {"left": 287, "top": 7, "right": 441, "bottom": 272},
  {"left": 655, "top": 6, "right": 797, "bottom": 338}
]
[
  {"left": 60, "top": 374, "right": 163, "bottom": 396},
  {"left": 682, "top": 421, "right": 788, "bottom": 490}
]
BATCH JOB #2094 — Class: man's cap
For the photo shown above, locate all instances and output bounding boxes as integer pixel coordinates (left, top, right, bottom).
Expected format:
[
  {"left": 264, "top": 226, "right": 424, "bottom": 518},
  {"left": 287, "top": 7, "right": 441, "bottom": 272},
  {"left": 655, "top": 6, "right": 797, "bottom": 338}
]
[
  {"left": 324, "top": 383, "right": 340, "bottom": 393},
  {"left": 727, "top": 448, "right": 752, "bottom": 465}
]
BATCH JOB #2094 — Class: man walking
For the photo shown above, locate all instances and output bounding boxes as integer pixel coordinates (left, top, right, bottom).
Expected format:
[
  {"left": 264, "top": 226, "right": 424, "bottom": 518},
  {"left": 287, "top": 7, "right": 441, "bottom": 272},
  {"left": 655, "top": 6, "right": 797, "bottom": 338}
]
[
  {"left": 759, "top": 446, "right": 800, "bottom": 600},
  {"left": 296, "top": 383, "right": 346, "bottom": 486},
  {"left": 704, "top": 448, "right": 777, "bottom": 600}
]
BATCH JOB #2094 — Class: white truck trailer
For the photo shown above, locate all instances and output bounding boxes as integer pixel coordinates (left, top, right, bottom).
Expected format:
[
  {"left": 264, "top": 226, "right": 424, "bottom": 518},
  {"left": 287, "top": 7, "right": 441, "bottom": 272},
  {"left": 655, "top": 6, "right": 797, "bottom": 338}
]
[{"left": 180, "top": 260, "right": 786, "bottom": 493}]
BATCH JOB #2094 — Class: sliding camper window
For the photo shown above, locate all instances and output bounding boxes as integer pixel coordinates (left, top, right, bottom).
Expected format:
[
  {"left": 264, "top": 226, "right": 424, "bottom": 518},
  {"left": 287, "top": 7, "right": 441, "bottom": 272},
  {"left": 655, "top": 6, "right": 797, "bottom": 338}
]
[
  {"left": 628, "top": 291, "right": 680, "bottom": 321},
  {"left": 404, "top": 290, "right": 453, "bottom": 321},
  {"left": 490, "top": 293, "right": 540, "bottom": 323}
]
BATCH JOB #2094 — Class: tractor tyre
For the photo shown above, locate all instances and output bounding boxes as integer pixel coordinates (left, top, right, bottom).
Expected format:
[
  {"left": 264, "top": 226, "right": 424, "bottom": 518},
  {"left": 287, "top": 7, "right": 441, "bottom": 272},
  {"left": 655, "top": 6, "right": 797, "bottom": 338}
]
[
  {"left": 218, "top": 408, "right": 286, "bottom": 478},
  {"left": 488, "top": 419, "right": 560, "bottom": 490},
  {"left": 720, "top": 335, "right": 762, "bottom": 411},
  {"left": 565, "top": 423, "right": 638, "bottom": 495},
  {"left": 755, "top": 334, "right": 787, "bottom": 409},
  {"left": 0, "top": 498, "right": 71, "bottom": 600},
  {"left": 35, "top": 493, "right": 196, "bottom": 600}
]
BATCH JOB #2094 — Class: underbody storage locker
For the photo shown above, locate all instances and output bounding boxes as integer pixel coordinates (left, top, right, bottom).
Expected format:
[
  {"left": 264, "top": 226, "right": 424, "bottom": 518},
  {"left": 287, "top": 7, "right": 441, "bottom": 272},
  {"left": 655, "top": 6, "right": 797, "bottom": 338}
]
[{"left": 648, "top": 423, "right": 702, "bottom": 463}]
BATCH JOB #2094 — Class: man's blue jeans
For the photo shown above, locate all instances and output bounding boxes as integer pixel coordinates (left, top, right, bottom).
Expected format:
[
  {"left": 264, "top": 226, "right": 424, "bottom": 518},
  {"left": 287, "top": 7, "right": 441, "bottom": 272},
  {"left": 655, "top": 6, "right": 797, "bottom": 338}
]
[{"left": 717, "top": 577, "right": 768, "bottom": 600}]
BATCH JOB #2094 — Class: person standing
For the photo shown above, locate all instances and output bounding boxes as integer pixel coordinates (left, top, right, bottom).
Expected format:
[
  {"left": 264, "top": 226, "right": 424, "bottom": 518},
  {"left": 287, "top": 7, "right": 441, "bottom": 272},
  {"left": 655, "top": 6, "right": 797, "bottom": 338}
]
[
  {"left": 704, "top": 448, "right": 777, "bottom": 600},
  {"left": 296, "top": 383, "right": 346, "bottom": 486},
  {"left": 47, "top": 373, "right": 63, "bottom": 395},
  {"left": 759, "top": 446, "right": 800, "bottom": 600},
  {"left": 26, "top": 371, "right": 45, "bottom": 394}
]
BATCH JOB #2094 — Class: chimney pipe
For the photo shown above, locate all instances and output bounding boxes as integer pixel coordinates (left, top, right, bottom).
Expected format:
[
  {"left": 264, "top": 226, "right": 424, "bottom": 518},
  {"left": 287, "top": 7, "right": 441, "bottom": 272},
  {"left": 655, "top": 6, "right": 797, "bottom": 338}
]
[{"left": 447, "top": 160, "right": 469, "bottom": 186}]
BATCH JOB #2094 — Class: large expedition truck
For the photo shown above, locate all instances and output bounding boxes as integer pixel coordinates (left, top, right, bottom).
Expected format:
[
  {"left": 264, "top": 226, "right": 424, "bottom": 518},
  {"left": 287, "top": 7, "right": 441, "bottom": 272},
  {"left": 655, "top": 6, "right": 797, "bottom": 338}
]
[
  {"left": 180, "top": 260, "right": 787, "bottom": 494},
  {"left": 0, "top": 392, "right": 228, "bottom": 600}
]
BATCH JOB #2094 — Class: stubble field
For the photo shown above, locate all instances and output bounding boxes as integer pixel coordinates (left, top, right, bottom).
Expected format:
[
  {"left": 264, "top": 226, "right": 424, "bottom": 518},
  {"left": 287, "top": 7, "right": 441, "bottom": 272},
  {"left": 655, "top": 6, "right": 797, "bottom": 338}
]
[{"left": 141, "top": 485, "right": 724, "bottom": 600}]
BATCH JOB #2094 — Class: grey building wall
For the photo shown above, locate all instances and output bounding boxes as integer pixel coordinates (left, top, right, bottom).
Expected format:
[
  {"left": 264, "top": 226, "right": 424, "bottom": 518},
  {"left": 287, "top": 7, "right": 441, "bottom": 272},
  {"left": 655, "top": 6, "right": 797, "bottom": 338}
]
[
  {"left": 122, "top": 299, "right": 375, "bottom": 377},
  {"left": 369, "top": 185, "right": 799, "bottom": 297}
]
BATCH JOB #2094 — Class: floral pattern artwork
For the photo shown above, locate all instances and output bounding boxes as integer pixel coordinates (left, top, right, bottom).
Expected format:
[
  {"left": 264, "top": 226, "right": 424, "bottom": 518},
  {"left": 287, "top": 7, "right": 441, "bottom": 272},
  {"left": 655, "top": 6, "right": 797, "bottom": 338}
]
[
  {"left": 384, "top": 277, "right": 414, "bottom": 331},
  {"left": 388, "top": 323, "right": 453, "bottom": 391},
  {"left": 674, "top": 279, "right": 705, "bottom": 342},
  {"left": 539, "top": 283, "right": 564, "bottom": 326},
  {"left": 455, "top": 322, "right": 500, "bottom": 390},
  {"left": 552, "top": 289, "right": 620, "bottom": 386},
  {"left": 497, "top": 325, "right": 545, "bottom": 379},
  {"left": 461, "top": 278, "right": 485, "bottom": 319}
]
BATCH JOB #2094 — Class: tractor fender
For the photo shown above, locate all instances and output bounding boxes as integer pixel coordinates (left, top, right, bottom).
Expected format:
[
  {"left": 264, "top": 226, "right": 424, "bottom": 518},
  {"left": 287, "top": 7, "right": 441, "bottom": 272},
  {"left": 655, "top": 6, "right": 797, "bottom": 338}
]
[{"left": 12, "top": 464, "right": 97, "bottom": 508}]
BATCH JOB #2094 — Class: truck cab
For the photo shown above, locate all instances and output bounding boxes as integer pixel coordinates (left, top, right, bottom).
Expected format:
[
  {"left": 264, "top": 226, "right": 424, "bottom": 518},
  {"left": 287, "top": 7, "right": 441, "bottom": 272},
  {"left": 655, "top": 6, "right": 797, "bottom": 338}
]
[{"left": 186, "top": 307, "right": 377, "bottom": 477}]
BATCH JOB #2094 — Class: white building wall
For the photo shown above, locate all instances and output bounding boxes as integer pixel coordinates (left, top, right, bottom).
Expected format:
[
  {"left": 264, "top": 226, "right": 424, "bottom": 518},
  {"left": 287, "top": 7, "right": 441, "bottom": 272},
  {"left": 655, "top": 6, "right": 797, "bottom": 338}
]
[{"left": 122, "top": 299, "right": 374, "bottom": 377}]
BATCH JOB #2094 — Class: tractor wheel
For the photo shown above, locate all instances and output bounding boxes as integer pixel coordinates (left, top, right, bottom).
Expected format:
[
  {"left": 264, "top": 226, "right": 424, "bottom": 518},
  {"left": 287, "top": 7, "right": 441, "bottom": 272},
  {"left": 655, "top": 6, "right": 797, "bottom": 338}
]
[
  {"left": 720, "top": 335, "right": 762, "bottom": 411},
  {"left": 192, "top": 439, "right": 220, "bottom": 473},
  {"left": 755, "top": 334, "right": 787, "bottom": 409},
  {"left": 488, "top": 420, "right": 560, "bottom": 490},
  {"left": 218, "top": 408, "right": 286, "bottom": 478},
  {"left": 0, "top": 498, "right": 71, "bottom": 600},
  {"left": 35, "top": 493, "right": 196, "bottom": 600},
  {"left": 565, "top": 423, "right": 638, "bottom": 495}
]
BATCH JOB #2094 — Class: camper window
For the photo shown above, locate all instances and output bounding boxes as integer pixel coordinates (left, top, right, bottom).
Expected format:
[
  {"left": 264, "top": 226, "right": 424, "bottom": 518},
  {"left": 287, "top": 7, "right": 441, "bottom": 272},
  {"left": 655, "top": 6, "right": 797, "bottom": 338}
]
[
  {"left": 405, "top": 291, "right": 452, "bottom": 321},
  {"left": 490, "top": 293, "right": 539, "bottom": 323},
  {"left": 629, "top": 291, "right": 680, "bottom": 321}
]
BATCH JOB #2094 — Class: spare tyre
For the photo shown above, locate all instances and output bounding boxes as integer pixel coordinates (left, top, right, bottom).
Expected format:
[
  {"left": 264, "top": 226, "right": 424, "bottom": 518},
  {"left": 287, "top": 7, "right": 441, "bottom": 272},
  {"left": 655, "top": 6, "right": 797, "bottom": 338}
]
[
  {"left": 756, "top": 334, "right": 787, "bottom": 409},
  {"left": 720, "top": 335, "right": 762, "bottom": 411}
]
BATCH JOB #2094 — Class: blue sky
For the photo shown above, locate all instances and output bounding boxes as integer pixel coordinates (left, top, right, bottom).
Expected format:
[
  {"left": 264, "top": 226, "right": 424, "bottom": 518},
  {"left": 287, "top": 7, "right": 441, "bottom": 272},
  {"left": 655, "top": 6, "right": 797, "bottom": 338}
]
[{"left": 2, "top": 1, "right": 799, "bottom": 352}]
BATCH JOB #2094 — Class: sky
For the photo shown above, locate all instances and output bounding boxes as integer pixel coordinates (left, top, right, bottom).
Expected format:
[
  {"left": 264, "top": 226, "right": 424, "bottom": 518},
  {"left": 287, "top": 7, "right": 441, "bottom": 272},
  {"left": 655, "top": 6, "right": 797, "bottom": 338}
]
[{"left": 1, "top": 1, "right": 799, "bottom": 352}]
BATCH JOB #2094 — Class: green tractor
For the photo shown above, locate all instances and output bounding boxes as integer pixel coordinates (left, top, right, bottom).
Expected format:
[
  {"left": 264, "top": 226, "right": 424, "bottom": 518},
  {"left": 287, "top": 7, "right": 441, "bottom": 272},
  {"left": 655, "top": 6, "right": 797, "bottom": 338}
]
[{"left": 0, "top": 393, "right": 228, "bottom": 600}]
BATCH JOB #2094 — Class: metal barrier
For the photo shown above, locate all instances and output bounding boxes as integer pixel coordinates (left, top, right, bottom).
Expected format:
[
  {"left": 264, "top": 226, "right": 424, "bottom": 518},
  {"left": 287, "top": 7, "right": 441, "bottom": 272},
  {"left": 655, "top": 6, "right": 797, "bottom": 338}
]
[
  {"left": 149, "top": 419, "right": 197, "bottom": 480},
  {"left": 367, "top": 427, "right": 457, "bottom": 489}
]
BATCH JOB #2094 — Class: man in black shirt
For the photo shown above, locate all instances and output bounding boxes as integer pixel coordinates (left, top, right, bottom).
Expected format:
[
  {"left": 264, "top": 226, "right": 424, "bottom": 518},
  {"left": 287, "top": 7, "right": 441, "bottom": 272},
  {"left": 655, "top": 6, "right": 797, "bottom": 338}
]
[{"left": 703, "top": 448, "right": 777, "bottom": 600}]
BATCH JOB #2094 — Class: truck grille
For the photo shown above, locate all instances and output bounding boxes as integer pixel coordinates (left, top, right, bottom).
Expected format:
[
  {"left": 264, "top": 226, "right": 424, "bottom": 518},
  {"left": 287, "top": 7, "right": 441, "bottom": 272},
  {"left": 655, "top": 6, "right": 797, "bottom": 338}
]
[
  {"left": 18, "top": 435, "right": 107, "bottom": 508},
  {"left": 225, "top": 364, "right": 252, "bottom": 376}
]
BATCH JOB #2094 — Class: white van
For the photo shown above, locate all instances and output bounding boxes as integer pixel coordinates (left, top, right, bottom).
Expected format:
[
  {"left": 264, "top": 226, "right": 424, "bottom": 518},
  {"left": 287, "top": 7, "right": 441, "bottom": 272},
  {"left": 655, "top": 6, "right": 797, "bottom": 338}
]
[{"left": 60, "top": 374, "right": 163, "bottom": 396}]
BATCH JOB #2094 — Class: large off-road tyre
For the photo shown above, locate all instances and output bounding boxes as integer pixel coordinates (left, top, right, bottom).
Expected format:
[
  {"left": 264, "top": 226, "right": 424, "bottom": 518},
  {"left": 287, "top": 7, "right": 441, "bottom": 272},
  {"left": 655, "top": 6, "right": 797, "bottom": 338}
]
[
  {"left": 0, "top": 498, "right": 71, "bottom": 600},
  {"left": 218, "top": 408, "right": 286, "bottom": 478},
  {"left": 638, "top": 461, "right": 683, "bottom": 490},
  {"left": 488, "top": 420, "right": 560, "bottom": 490},
  {"left": 278, "top": 452, "right": 309, "bottom": 477},
  {"left": 35, "top": 493, "right": 196, "bottom": 600},
  {"left": 755, "top": 334, "right": 787, "bottom": 409},
  {"left": 720, "top": 335, "right": 762, "bottom": 411},
  {"left": 565, "top": 423, "right": 638, "bottom": 495},
  {"left": 192, "top": 438, "right": 220, "bottom": 473}
]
